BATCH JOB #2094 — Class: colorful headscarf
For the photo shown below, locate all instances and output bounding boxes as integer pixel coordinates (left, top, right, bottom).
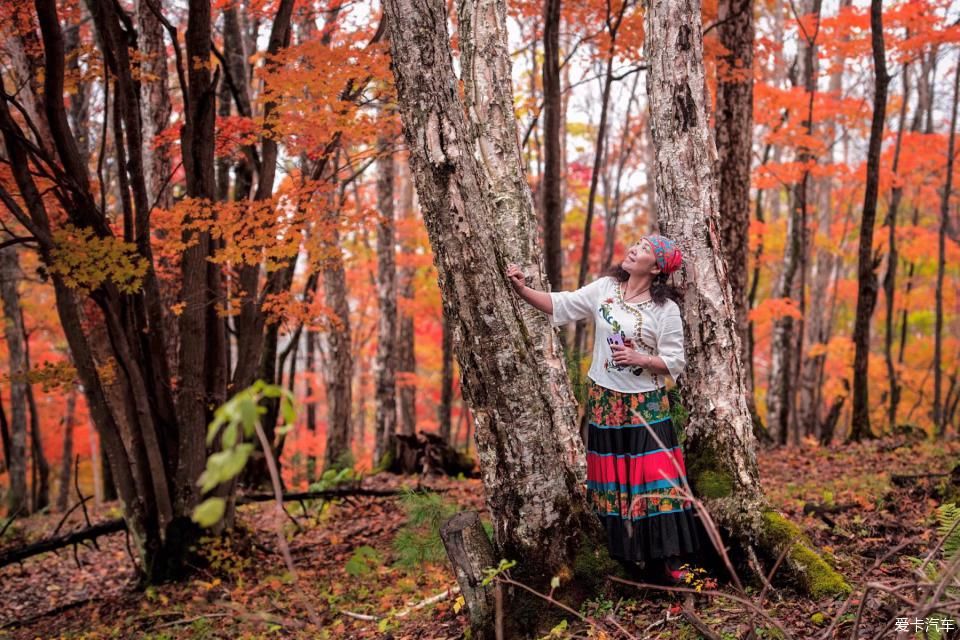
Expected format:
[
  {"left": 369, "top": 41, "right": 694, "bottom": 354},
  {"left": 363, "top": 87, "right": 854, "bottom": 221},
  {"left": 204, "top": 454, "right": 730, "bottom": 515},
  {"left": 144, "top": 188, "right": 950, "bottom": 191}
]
[{"left": 644, "top": 234, "right": 683, "bottom": 275}]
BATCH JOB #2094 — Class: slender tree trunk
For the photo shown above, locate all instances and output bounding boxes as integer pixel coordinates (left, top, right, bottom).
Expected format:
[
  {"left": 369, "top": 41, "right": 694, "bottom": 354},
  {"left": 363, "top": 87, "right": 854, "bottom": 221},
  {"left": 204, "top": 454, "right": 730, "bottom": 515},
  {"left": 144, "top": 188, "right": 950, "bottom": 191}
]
[
  {"left": 645, "top": 0, "right": 849, "bottom": 597},
  {"left": 383, "top": 0, "right": 599, "bottom": 625},
  {"left": 0, "top": 247, "right": 28, "bottom": 515},
  {"left": 305, "top": 280, "right": 319, "bottom": 481},
  {"left": 898, "top": 51, "right": 938, "bottom": 370},
  {"left": 882, "top": 65, "right": 911, "bottom": 431},
  {"left": 767, "top": 0, "right": 821, "bottom": 446},
  {"left": 0, "top": 400, "right": 10, "bottom": 475},
  {"left": 542, "top": 0, "right": 563, "bottom": 291},
  {"left": 934, "top": 54, "right": 960, "bottom": 437},
  {"left": 323, "top": 186, "right": 353, "bottom": 471},
  {"left": 573, "top": 2, "right": 631, "bottom": 365},
  {"left": 374, "top": 130, "right": 399, "bottom": 464},
  {"left": 849, "top": 0, "right": 889, "bottom": 442},
  {"left": 600, "top": 74, "right": 641, "bottom": 271},
  {"left": 28, "top": 393, "right": 50, "bottom": 512},
  {"left": 796, "top": 0, "right": 849, "bottom": 440},
  {"left": 714, "top": 0, "right": 757, "bottom": 432},
  {"left": 439, "top": 310, "right": 454, "bottom": 442},
  {"left": 56, "top": 390, "right": 77, "bottom": 512},
  {"left": 397, "top": 154, "right": 418, "bottom": 436}
]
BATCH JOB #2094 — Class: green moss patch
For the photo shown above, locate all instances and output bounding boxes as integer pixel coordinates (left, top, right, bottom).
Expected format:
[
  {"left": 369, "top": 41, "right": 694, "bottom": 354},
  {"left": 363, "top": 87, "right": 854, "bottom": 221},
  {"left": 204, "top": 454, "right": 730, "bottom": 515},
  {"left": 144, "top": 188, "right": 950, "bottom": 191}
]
[{"left": 760, "top": 510, "right": 851, "bottom": 598}]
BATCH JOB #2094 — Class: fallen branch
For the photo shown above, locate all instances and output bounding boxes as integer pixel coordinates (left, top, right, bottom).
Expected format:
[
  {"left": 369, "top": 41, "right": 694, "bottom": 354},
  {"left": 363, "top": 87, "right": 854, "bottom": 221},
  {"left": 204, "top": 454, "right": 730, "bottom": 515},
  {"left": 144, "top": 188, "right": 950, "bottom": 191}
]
[
  {"left": 682, "top": 607, "right": 722, "bottom": 640},
  {"left": 337, "top": 586, "right": 461, "bottom": 623},
  {"left": 235, "top": 487, "right": 440, "bottom": 505},
  {"left": 801, "top": 501, "right": 859, "bottom": 528},
  {"left": 341, "top": 610, "right": 378, "bottom": 621},
  {"left": 892, "top": 472, "right": 951, "bottom": 487},
  {"left": 1, "top": 488, "right": 421, "bottom": 568},
  {"left": 0, "top": 519, "right": 126, "bottom": 568}
]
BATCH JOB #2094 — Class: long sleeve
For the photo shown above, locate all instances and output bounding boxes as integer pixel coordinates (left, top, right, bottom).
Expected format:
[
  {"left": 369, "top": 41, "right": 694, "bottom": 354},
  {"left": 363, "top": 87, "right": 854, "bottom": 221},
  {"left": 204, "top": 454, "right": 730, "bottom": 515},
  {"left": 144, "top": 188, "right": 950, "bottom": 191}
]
[
  {"left": 656, "top": 302, "right": 686, "bottom": 381},
  {"left": 549, "top": 278, "right": 607, "bottom": 326}
]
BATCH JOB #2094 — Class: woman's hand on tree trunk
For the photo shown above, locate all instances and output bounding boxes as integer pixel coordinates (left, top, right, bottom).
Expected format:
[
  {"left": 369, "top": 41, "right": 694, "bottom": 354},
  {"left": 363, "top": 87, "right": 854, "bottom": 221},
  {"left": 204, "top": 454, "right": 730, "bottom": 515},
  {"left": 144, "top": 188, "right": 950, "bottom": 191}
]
[{"left": 506, "top": 264, "right": 527, "bottom": 292}]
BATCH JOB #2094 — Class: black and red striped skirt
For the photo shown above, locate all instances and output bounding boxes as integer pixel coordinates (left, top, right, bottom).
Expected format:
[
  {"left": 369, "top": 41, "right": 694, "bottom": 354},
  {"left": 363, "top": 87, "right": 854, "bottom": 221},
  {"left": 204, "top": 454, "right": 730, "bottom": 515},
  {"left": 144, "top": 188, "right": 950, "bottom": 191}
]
[{"left": 585, "top": 381, "right": 701, "bottom": 562}]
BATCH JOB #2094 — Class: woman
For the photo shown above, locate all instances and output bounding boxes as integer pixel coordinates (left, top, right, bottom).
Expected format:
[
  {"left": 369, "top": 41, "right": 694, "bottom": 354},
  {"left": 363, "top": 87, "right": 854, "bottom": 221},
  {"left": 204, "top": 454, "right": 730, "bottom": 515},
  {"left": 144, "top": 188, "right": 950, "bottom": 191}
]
[{"left": 506, "top": 235, "right": 701, "bottom": 583}]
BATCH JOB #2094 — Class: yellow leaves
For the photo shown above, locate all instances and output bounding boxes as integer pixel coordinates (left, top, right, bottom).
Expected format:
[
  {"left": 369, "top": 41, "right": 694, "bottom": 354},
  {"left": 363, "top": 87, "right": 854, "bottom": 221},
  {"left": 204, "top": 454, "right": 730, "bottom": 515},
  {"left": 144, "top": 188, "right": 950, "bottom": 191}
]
[
  {"left": 49, "top": 225, "right": 148, "bottom": 294},
  {"left": 23, "top": 360, "right": 77, "bottom": 391}
]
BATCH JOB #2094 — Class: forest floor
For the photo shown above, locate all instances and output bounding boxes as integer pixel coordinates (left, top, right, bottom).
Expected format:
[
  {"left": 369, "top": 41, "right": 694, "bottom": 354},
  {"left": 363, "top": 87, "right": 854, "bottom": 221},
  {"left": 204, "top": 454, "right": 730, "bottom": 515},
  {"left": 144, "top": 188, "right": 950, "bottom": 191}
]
[{"left": 1, "top": 434, "right": 959, "bottom": 640}]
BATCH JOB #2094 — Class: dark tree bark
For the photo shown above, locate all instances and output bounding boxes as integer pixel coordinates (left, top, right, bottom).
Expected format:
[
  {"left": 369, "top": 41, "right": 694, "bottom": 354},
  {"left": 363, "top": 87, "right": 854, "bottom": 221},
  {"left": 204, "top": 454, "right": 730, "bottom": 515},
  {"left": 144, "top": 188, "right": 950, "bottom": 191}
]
[
  {"left": 0, "top": 399, "right": 10, "bottom": 475},
  {"left": 714, "top": 0, "right": 758, "bottom": 431},
  {"left": 541, "top": 0, "right": 563, "bottom": 291},
  {"left": 439, "top": 310, "right": 454, "bottom": 443},
  {"left": 0, "top": 246, "right": 28, "bottom": 515},
  {"left": 645, "top": 0, "right": 848, "bottom": 596},
  {"left": 322, "top": 184, "right": 353, "bottom": 471},
  {"left": 849, "top": 0, "right": 889, "bottom": 442},
  {"left": 24, "top": 330, "right": 50, "bottom": 512},
  {"left": 382, "top": 0, "right": 599, "bottom": 625},
  {"left": 56, "top": 390, "right": 77, "bottom": 512},
  {"left": 934, "top": 54, "right": 960, "bottom": 437},
  {"left": 375, "top": 129, "right": 399, "bottom": 464},
  {"left": 0, "top": 0, "right": 228, "bottom": 582}
]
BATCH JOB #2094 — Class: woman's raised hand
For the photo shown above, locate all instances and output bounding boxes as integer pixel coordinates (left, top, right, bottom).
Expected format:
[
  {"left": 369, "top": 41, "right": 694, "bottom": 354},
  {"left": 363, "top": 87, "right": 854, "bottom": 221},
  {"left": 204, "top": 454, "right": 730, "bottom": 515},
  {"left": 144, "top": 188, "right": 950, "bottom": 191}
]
[{"left": 506, "top": 264, "right": 526, "bottom": 292}]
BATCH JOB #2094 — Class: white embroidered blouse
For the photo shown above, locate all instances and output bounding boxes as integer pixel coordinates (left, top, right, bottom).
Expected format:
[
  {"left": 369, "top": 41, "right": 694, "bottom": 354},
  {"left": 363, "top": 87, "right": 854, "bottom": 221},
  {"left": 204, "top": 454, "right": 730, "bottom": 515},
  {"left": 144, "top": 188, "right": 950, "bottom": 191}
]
[{"left": 548, "top": 276, "right": 686, "bottom": 393}]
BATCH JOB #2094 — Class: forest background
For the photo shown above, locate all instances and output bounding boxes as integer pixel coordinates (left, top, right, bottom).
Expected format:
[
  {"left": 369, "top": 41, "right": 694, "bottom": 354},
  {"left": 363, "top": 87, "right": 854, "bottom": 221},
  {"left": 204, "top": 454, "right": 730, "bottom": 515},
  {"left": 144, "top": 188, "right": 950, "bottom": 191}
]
[{"left": 0, "top": 0, "right": 959, "bottom": 635}]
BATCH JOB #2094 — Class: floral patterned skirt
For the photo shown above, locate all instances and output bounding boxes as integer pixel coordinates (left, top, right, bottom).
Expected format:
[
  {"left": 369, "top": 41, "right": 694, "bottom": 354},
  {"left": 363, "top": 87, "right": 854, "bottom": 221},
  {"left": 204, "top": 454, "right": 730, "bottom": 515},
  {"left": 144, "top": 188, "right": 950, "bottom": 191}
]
[{"left": 585, "top": 381, "right": 701, "bottom": 563}]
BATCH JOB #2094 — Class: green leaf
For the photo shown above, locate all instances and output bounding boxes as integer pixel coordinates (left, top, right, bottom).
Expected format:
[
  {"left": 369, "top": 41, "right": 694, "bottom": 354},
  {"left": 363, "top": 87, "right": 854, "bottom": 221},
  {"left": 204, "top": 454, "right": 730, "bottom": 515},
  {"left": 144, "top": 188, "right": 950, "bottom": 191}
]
[
  {"left": 219, "top": 444, "right": 254, "bottom": 482},
  {"left": 281, "top": 396, "right": 297, "bottom": 426},
  {"left": 239, "top": 398, "right": 259, "bottom": 436},
  {"left": 550, "top": 576, "right": 561, "bottom": 590},
  {"left": 192, "top": 497, "right": 226, "bottom": 528},
  {"left": 222, "top": 422, "right": 238, "bottom": 448}
]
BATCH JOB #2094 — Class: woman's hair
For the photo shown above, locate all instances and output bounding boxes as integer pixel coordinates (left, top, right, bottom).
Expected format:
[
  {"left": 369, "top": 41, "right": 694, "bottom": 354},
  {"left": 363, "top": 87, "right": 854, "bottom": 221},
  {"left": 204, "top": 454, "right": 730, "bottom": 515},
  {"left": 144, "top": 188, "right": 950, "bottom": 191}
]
[{"left": 602, "top": 265, "right": 682, "bottom": 306}]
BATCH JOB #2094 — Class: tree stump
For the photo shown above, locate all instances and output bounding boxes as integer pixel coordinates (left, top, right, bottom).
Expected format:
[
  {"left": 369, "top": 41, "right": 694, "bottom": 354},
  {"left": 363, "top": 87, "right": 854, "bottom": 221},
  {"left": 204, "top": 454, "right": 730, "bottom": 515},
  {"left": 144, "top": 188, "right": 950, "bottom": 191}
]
[
  {"left": 440, "top": 510, "right": 496, "bottom": 636},
  {"left": 388, "top": 432, "right": 478, "bottom": 477}
]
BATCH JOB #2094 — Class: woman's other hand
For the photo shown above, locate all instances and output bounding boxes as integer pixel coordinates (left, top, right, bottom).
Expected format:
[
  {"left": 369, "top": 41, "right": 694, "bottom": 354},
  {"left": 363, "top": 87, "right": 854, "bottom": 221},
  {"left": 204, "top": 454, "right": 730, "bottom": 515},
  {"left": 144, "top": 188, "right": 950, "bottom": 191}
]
[{"left": 506, "top": 264, "right": 526, "bottom": 292}]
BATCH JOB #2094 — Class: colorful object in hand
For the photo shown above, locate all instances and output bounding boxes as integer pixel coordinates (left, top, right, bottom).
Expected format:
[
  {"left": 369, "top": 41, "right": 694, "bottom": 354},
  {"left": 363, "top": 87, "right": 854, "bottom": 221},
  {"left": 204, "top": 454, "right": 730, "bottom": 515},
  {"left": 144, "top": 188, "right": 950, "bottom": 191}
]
[{"left": 645, "top": 235, "right": 683, "bottom": 275}]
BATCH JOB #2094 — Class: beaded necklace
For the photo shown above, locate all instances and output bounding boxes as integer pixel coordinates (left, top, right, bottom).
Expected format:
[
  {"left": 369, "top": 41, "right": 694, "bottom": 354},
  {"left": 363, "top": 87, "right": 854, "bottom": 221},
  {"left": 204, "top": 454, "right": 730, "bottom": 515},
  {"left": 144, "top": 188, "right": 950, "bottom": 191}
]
[{"left": 616, "top": 280, "right": 660, "bottom": 386}]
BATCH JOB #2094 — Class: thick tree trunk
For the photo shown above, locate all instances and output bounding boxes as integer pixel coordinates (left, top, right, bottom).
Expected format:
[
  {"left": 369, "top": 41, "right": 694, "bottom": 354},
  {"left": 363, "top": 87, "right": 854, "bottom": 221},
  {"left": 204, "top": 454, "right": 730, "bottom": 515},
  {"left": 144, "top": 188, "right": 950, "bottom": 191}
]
[
  {"left": 375, "top": 130, "right": 399, "bottom": 464},
  {"left": 849, "top": 0, "right": 889, "bottom": 442},
  {"left": 645, "top": 0, "right": 849, "bottom": 597},
  {"left": 0, "top": 247, "right": 29, "bottom": 515},
  {"left": 383, "top": 0, "right": 600, "bottom": 625}
]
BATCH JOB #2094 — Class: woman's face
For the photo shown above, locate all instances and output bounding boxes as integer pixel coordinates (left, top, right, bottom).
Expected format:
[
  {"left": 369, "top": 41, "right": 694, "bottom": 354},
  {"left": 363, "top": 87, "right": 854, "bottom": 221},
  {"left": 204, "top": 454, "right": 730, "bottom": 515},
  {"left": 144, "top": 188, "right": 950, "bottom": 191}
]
[{"left": 621, "top": 238, "right": 661, "bottom": 277}]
